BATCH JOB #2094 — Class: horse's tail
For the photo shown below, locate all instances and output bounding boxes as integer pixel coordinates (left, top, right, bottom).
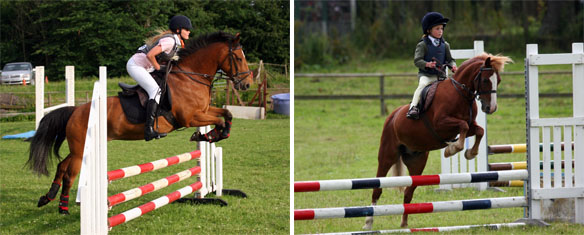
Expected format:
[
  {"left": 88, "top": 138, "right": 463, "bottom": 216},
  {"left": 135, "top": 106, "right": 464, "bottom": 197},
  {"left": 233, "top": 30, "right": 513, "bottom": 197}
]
[{"left": 27, "top": 106, "right": 77, "bottom": 176}]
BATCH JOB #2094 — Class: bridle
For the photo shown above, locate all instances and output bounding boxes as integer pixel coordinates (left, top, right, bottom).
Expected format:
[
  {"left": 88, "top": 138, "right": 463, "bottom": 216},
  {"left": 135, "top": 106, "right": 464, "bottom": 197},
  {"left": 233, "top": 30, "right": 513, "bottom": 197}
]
[
  {"left": 449, "top": 66, "right": 497, "bottom": 125},
  {"left": 171, "top": 41, "right": 251, "bottom": 88},
  {"left": 218, "top": 41, "right": 253, "bottom": 86},
  {"left": 450, "top": 66, "right": 496, "bottom": 101}
]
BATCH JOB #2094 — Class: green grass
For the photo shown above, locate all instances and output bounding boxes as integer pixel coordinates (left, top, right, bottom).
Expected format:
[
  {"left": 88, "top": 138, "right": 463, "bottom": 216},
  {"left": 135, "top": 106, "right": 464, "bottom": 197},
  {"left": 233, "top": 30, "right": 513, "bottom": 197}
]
[
  {"left": 294, "top": 57, "right": 583, "bottom": 233},
  {"left": 1, "top": 116, "right": 289, "bottom": 234}
]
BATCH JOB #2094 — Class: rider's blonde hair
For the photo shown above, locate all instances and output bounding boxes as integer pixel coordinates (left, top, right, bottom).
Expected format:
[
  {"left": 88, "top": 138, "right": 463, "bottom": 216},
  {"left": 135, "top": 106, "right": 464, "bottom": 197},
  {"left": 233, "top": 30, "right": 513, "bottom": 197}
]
[{"left": 144, "top": 29, "right": 174, "bottom": 46}]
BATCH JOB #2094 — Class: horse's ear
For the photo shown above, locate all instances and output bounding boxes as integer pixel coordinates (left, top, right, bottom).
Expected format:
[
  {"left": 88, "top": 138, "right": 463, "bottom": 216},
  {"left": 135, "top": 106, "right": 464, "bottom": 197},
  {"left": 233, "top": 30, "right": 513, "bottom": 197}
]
[
  {"left": 234, "top": 33, "right": 241, "bottom": 44},
  {"left": 485, "top": 57, "right": 492, "bottom": 67}
]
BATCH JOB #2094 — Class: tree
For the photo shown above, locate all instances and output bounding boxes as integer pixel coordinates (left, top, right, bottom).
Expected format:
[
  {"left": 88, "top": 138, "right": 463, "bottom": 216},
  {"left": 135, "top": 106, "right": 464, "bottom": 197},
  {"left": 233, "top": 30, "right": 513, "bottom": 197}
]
[{"left": 0, "top": 0, "right": 290, "bottom": 78}]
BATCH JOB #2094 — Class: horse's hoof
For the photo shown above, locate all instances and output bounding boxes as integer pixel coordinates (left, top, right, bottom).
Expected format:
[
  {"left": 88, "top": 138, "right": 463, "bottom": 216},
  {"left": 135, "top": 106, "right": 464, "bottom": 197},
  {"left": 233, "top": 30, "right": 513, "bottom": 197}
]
[
  {"left": 363, "top": 216, "right": 373, "bottom": 230},
  {"left": 400, "top": 222, "right": 408, "bottom": 228},
  {"left": 37, "top": 195, "right": 52, "bottom": 207},
  {"left": 190, "top": 132, "right": 205, "bottom": 142},
  {"left": 59, "top": 209, "right": 70, "bottom": 215},
  {"left": 464, "top": 149, "right": 477, "bottom": 160}
]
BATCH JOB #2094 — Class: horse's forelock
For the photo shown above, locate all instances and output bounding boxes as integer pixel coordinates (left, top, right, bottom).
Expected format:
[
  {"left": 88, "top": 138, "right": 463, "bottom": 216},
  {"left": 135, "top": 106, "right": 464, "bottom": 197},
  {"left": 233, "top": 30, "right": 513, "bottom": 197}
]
[{"left": 475, "top": 53, "right": 513, "bottom": 72}]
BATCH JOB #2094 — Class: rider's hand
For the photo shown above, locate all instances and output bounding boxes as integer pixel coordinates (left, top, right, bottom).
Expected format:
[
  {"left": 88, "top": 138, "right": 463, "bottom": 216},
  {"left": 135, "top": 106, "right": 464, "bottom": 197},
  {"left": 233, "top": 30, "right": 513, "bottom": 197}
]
[
  {"left": 157, "top": 65, "right": 167, "bottom": 72},
  {"left": 451, "top": 65, "right": 458, "bottom": 73},
  {"left": 426, "top": 61, "right": 436, "bottom": 69}
]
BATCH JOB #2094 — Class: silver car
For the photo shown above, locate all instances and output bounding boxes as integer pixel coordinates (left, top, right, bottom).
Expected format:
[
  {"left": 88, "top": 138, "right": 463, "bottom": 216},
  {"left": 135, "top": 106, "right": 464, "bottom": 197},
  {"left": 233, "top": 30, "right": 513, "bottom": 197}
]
[{"left": 1, "top": 62, "right": 35, "bottom": 85}]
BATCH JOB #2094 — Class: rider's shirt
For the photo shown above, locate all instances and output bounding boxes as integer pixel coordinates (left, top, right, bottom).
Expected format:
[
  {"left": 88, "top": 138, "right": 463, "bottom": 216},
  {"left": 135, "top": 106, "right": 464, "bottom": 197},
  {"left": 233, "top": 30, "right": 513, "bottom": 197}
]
[{"left": 131, "top": 35, "right": 180, "bottom": 72}]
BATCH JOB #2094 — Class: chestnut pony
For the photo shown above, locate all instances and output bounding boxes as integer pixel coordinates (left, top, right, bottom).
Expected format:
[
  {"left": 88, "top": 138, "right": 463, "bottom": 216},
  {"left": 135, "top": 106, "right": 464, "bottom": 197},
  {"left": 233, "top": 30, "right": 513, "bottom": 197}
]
[
  {"left": 364, "top": 53, "right": 512, "bottom": 229},
  {"left": 27, "top": 32, "right": 253, "bottom": 214}
]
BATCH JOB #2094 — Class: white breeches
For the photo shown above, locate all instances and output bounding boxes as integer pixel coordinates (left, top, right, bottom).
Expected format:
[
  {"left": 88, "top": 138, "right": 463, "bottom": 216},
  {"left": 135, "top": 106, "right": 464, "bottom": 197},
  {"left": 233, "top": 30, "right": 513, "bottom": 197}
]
[
  {"left": 410, "top": 75, "right": 438, "bottom": 108},
  {"left": 126, "top": 58, "right": 161, "bottom": 103}
]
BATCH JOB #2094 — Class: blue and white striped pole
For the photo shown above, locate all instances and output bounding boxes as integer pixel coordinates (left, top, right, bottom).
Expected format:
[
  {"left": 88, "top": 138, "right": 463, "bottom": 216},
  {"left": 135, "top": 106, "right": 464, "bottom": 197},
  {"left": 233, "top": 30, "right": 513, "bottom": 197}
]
[
  {"left": 295, "top": 170, "right": 527, "bottom": 192},
  {"left": 295, "top": 196, "right": 526, "bottom": 220}
]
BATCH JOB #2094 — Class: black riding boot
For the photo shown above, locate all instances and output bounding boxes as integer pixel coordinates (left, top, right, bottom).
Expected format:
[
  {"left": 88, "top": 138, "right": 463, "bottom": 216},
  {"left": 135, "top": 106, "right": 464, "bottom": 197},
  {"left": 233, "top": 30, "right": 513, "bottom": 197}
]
[
  {"left": 406, "top": 106, "right": 420, "bottom": 120},
  {"left": 145, "top": 99, "right": 167, "bottom": 141}
]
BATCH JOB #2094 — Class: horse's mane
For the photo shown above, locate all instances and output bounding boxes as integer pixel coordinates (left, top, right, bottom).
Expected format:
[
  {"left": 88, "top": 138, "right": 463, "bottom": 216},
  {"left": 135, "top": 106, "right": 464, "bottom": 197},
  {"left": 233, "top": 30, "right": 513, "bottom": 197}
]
[
  {"left": 177, "top": 32, "right": 238, "bottom": 62},
  {"left": 461, "top": 53, "right": 513, "bottom": 72}
]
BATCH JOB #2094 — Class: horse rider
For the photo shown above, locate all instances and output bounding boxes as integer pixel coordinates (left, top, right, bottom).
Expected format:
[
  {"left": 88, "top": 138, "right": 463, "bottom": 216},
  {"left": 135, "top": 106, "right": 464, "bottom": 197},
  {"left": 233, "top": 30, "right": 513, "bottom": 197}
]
[
  {"left": 126, "top": 15, "right": 192, "bottom": 141},
  {"left": 407, "top": 12, "right": 458, "bottom": 120}
]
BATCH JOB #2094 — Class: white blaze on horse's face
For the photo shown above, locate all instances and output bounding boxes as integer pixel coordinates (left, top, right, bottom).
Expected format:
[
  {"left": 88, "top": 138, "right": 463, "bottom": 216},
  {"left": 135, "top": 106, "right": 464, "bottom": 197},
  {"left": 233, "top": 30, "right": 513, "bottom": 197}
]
[
  {"left": 242, "top": 50, "right": 245, "bottom": 59},
  {"left": 489, "top": 73, "right": 498, "bottom": 113}
]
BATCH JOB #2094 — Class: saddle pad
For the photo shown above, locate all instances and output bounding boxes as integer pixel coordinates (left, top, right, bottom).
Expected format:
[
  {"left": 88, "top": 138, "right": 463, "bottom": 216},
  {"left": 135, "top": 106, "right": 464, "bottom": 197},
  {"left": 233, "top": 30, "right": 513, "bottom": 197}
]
[{"left": 119, "top": 93, "right": 147, "bottom": 124}]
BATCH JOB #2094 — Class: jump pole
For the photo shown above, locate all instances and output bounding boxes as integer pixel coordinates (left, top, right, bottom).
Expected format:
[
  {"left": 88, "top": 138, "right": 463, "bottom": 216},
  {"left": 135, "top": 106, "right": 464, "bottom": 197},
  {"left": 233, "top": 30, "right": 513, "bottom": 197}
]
[
  {"left": 316, "top": 222, "right": 527, "bottom": 235},
  {"left": 295, "top": 170, "right": 527, "bottom": 192},
  {"left": 295, "top": 196, "right": 526, "bottom": 220}
]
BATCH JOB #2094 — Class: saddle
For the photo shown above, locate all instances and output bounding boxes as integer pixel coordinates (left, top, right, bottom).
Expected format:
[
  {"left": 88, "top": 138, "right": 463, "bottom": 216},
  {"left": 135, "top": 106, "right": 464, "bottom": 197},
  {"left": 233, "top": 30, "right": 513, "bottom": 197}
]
[
  {"left": 417, "top": 80, "right": 441, "bottom": 115},
  {"left": 118, "top": 69, "right": 181, "bottom": 129}
]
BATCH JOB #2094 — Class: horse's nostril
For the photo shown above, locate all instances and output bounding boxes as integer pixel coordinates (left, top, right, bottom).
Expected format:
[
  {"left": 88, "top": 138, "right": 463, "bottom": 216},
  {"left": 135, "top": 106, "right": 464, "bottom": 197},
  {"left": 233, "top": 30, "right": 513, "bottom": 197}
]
[{"left": 245, "top": 84, "right": 250, "bottom": 89}]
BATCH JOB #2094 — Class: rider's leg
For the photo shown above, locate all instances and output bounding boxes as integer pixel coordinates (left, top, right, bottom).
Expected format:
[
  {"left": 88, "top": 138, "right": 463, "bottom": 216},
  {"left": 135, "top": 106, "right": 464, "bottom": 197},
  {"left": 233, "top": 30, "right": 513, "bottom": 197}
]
[
  {"left": 127, "top": 58, "right": 166, "bottom": 141},
  {"left": 407, "top": 75, "right": 436, "bottom": 119}
]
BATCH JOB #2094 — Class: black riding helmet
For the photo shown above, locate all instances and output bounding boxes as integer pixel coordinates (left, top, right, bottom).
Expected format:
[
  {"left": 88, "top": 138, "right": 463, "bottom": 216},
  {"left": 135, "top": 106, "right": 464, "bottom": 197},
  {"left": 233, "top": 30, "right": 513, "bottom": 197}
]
[
  {"left": 169, "top": 15, "right": 193, "bottom": 33},
  {"left": 421, "top": 12, "right": 449, "bottom": 35}
]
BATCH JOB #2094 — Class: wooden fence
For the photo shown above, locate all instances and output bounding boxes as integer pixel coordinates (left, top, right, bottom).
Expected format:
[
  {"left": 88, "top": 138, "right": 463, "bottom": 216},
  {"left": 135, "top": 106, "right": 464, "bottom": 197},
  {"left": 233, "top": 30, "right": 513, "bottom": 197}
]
[{"left": 295, "top": 71, "right": 572, "bottom": 116}]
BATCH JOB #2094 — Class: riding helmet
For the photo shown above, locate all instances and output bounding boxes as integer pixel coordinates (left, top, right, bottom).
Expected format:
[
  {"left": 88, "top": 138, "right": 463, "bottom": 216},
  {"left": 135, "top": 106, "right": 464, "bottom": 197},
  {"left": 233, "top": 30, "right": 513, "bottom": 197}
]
[
  {"left": 421, "top": 12, "right": 449, "bottom": 35},
  {"left": 169, "top": 15, "right": 193, "bottom": 32}
]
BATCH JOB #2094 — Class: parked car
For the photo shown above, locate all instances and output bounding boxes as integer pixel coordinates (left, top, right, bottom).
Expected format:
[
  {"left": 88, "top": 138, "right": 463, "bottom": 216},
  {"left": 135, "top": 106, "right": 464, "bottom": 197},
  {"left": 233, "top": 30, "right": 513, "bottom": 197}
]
[{"left": 1, "top": 62, "right": 35, "bottom": 85}]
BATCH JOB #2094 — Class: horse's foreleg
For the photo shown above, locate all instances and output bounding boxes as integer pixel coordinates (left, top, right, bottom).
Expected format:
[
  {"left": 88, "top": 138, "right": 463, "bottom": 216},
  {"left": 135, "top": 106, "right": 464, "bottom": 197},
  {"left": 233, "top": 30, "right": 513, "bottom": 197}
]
[
  {"left": 442, "top": 119, "right": 469, "bottom": 158},
  {"left": 207, "top": 106, "right": 233, "bottom": 139},
  {"left": 188, "top": 112, "right": 226, "bottom": 143},
  {"left": 37, "top": 156, "right": 72, "bottom": 208},
  {"left": 464, "top": 123, "right": 484, "bottom": 160}
]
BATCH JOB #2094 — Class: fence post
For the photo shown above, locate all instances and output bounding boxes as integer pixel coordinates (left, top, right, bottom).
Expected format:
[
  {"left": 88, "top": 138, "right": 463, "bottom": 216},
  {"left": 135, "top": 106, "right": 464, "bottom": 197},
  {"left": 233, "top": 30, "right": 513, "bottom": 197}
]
[{"left": 379, "top": 75, "right": 385, "bottom": 116}]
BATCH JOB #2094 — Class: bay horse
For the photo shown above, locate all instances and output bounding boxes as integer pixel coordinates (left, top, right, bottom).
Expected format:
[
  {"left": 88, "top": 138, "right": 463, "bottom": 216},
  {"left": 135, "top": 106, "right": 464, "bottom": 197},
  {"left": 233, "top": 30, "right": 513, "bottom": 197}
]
[
  {"left": 27, "top": 32, "right": 253, "bottom": 214},
  {"left": 363, "top": 53, "right": 512, "bottom": 229}
]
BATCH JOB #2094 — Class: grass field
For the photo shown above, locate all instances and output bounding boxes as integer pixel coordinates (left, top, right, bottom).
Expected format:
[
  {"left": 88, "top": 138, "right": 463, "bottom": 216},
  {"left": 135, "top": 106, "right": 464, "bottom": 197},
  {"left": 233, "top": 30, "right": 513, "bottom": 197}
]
[
  {"left": 0, "top": 78, "right": 290, "bottom": 234},
  {"left": 294, "top": 55, "right": 584, "bottom": 234}
]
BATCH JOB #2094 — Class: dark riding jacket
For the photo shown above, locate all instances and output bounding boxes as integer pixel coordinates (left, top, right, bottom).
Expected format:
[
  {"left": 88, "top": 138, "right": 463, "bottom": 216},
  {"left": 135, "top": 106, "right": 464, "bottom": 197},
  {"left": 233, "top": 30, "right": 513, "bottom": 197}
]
[{"left": 414, "top": 36, "right": 456, "bottom": 77}]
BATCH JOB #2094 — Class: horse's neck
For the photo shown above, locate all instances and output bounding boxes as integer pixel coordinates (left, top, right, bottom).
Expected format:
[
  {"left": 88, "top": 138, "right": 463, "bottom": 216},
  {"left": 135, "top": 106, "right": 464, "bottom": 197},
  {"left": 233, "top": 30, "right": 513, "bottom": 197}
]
[
  {"left": 179, "top": 49, "right": 222, "bottom": 78},
  {"left": 454, "top": 66, "right": 479, "bottom": 91}
]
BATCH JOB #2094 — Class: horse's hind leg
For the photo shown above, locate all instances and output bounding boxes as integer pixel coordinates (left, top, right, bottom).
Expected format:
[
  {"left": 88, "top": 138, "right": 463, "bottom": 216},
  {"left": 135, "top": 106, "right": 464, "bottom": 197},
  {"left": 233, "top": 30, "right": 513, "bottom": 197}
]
[
  {"left": 400, "top": 151, "right": 430, "bottom": 228},
  {"left": 57, "top": 153, "right": 83, "bottom": 214},
  {"left": 37, "top": 155, "right": 73, "bottom": 208},
  {"left": 363, "top": 140, "right": 400, "bottom": 230}
]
